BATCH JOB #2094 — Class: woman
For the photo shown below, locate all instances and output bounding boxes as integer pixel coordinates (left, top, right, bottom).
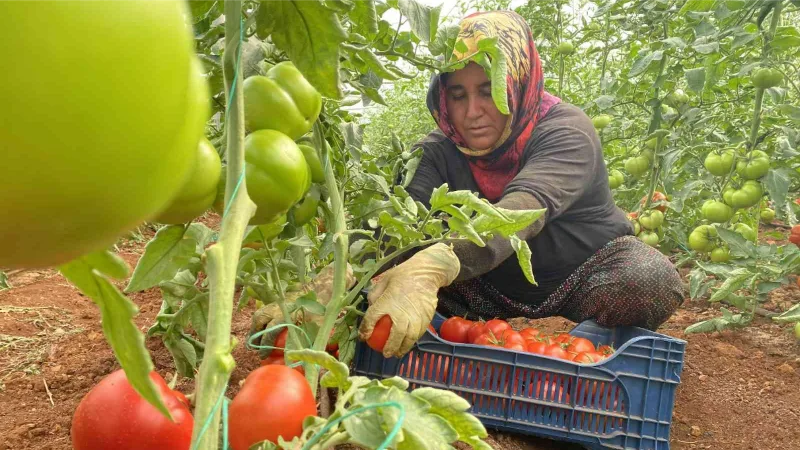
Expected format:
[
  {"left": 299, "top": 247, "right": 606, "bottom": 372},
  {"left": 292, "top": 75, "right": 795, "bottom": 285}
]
[{"left": 358, "top": 10, "right": 686, "bottom": 358}]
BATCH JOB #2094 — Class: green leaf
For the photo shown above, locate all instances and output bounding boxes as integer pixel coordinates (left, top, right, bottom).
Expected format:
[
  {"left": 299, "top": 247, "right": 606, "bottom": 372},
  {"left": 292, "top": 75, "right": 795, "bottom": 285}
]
[
  {"left": 448, "top": 218, "right": 485, "bottom": 247},
  {"left": 763, "top": 168, "right": 792, "bottom": 217},
  {"left": 186, "top": 223, "right": 217, "bottom": 250},
  {"left": 125, "top": 225, "right": 196, "bottom": 293},
  {"left": 411, "top": 388, "right": 487, "bottom": 445},
  {"left": 689, "top": 268, "right": 710, "bottom": 300},
  {"left": 510, "top": 236, "right": 535, "bottom": 285},
  {"left": 439, "top": 205, "right": 471, "bottom": 223},
  {"left": 472, "top": 208, "right": 545, "bottom": 237},
  {"left": 372, "top": 386, "right": 458, "bottom": 450},
  {"left": 256, "top": 0, "right": 347, "bottom": 98},
  {"left": 709, "top": 269, "right": 751, "bottom": 302},
  {"left": 773, "top": 303, "right": 800, "bottom": 323},
  {"left": 685, "top": 67, "right": 706, "bottom": 92},
  {"left": 679, "top": 0, "right": 715, "bottom": 14},
  {"left": 343, "top": 398, "right": 391, "bottom": 449},
  {"left": 357, "top": 48, "right": 399, "bottom": 81},
  {"left": 352, "top": 0, "right": 378, "bottom": 35},
  {"left": 381, "top": 376, "right": 411, "bottom": 390},
  {"left": 287, "top": 235, "right": 316, "bottom": 248},
  {"left": 59, "top": 255, "right": 170, "bottom": 419},
  {"left": 295, "top": 291, "right": 326, "bottom": 315},
  {"left": 628, "top": 50, "right": 656, "bottom": 77},
  {"left": 716, "top": 228, "right": 754, "bottom": 258},
  {"left": 164, "top": 333, "right": 197, "bottom": 378},
  {"left": 186, "top": 293, "right": 209, "bottom": 340},
  {"left": 287, "top": 349, "right": 350, "bottom": 387},
  {"left": 0, "top": 271, "right": 9, "bottom": 291},
  {"left": 479, "top": 39, "right": 510, "bottom": 115},
  {"left": 429, "top": 24, "right": 459, "bottom": 57},
  {"left": 397, "top": 0, "right": 440, "bottom": 43}
]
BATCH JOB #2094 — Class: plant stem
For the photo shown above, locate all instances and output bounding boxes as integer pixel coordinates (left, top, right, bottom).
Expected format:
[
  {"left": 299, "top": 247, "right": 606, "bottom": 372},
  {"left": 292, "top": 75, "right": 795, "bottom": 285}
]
[
  {"left": 307, "top": 121, "right": 350, "bottom": 396},
  {"left": 190, "top": 1, "right": 256, "bottom": 448}
]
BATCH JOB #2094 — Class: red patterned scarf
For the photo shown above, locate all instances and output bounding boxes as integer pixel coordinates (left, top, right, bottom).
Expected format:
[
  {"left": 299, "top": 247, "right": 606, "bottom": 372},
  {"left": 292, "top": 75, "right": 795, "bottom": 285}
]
[{"left": 426, "top": 11, "right": 560, "bottom": 202}]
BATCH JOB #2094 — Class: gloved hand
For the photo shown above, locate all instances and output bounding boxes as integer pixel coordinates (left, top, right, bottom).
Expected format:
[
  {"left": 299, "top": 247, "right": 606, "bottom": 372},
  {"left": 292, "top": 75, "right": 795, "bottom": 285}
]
[
  {"left": 249, "top": 262, "right": 355, "bottom": 357},
  {"left": 358, "top": 243, "right": 460, "bottom": 358}
]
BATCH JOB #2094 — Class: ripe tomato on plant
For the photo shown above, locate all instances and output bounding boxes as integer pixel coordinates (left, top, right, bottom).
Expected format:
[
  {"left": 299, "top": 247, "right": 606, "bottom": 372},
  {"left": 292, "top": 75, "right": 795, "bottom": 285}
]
[
  {"left": 640, "top": 191, "right": 668, "bottom": 212},
  {"left": 71, "top": 370, "right": 193, "bottom": 450},
  {"left": 229, "top": 366, "right": 317, "bottom": 450},
  {"left": 440, "top": 317, "right": 474, "bottom": 343}
]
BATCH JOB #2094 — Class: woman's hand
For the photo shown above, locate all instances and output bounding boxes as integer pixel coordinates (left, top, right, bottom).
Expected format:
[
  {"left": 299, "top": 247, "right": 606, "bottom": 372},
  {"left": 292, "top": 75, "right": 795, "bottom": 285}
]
[{"left": 359, "top": 243, "right": 460, "bottom": 357}]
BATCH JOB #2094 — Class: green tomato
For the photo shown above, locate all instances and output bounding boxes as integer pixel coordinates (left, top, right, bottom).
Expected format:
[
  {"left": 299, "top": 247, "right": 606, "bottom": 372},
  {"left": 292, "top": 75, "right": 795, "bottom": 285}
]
[
  {"left": 608, "top": 169, "right": 625, "bottom": 189},
  {"left": 289, "top": 185, "right": 321, "bottom": 226},
  {"left": 557, "top": 41, "right": 575, "bottom": 55},
  {"left": 632, "top": 220, "right": 642, "bottom": 235},
  {"left": 637, "top": 231, "right": 660, "bottom": 247},
  {"left": 735, "top": 150, "right": 770, "bottom": 180},
  {"left": 155, "top": 139, "right": 222, "bottom": 224},
  {"left": 664, "top": 89, "right": 689, "bottom": 107},
  {"left": 794, "top": 322, "right": 800, "bottom": 341},
  {"left": 243, "top": 215, "right": 288, "bottom": 246},
  {"left": 701, "top": 200, "right": 734, "bottom": 224},
  {"left": 732, "top": 223, "right": 757, "bottom": 242},
  {"left": 0, "top": 1, "right": 208, "bottom": 269},
  {"left": 625, "top": 156, "right": 650, "bottom": 177},
  {"left": 298, "top": 144, "right": 326, "bottom": 184},
  {"left": 245, "top": 130, "right": 310, "bottom": 224},
  {"left": 644, "top": 137, "right": 658, "bottom": 150},
  {"left": 751, "top": 68, "right": 783, "bottom": 89},
  {"left": 639, "top": 210, "right": 665, "bottom": 230},
  {"left": 704, "top": 150, "right": 735, "bottom": 177},
  {"left": 243, "top": 61, "right": 322, "bottom": 140},
  {"left": 592, "top": 114, "right": 613, "bottom": 130},
  {"left": 724, "top": 181, "right": 763, "bottom": 208},
  {"left": 710, "top": 247, "right": 731, "bottom": 262},
  {"left": 688, "top": 225, "right": 716, "bottom": 252},
  {"left": 760, "top": 208, "right": 776, "bottom": 222}
]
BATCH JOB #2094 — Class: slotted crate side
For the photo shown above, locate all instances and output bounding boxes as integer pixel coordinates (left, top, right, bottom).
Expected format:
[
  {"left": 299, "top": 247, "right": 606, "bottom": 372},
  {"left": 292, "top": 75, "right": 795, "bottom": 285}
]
[{"left": 352, "top": 317, "right": 685, "bottom": 450}]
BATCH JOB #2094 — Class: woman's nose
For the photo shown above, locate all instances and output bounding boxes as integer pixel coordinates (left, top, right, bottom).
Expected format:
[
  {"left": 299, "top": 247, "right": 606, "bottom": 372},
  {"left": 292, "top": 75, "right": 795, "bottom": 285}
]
[{"left": 465, "top": 96, "right": 483, "bottom": 119}]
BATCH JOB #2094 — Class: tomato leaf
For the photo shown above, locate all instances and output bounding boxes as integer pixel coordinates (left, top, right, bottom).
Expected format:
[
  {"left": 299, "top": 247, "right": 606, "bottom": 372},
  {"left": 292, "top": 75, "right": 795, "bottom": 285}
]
[
  {"left": 351, "top": 0, "right": 378, "bottom": 35},
  {"left": 0, "top": 271, "right": 9, "bottom": 291},
  {"left": 125, "top": 225, "right": 197, "bottom": 293},
  {"left": 397, "top": 0, "right": 440, "bottom": 43},
  {"left": 411, "top": 388, "right": 488, "bottom": 445},
  {"left": 510, "top": 236, "right": 536, "bottom": 285},
  {"left": 164, "top": 333, "right": 197, "bottom": 378},
  {"left": 368, "top": 385, "right": 458, "bottom": 450},
  {"left": 296, "top": 291, "right": 327, "bottom": 316},
  {"left": 186, "top": 293, "right": 210, "bottom": 340},
  {"left": 256, "top": 0, "right": 347, "bottom": 98},
  {"left": 709, "top": 268, "right": 752, "bottom": 302},
  {"left": 59, "top": 253, "right": 171, "bottom": 419},
  {"left": 287, "top": 349, "right": 350, "bottom": 388},
  {"left": 763, "top": 168, "right": 792, "bottom": 218},
  {"left": 471, "top": 207, "right": 545, "bottom": 237},
  {"left": 448, "top": 218, "right": 485, "bottom": 247},
  {"left": 773, "top": 302, "right": 800, "bottom": 323}
]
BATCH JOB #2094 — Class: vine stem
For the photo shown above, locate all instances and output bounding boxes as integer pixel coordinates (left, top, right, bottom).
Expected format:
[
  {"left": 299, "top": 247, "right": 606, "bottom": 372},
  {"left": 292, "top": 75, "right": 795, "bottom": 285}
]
[
  {"left": 190, "top": 1, "right": 256, "bottom": 448},
  {"left": 306, "top": 121, "right": 349, "bottom": 396}
]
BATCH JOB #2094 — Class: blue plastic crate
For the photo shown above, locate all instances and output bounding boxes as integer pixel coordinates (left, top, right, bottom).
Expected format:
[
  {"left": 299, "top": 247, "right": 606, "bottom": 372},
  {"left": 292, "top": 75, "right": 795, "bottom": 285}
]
[{"left": 353, "top": 313, "right": 686, "bottom": 450}]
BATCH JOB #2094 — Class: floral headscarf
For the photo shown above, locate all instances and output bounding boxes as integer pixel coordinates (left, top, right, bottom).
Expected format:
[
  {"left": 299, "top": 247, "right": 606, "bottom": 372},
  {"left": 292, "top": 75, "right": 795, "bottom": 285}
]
[{"left": 426, "top": 10, "right": 561, "bottom": 202}]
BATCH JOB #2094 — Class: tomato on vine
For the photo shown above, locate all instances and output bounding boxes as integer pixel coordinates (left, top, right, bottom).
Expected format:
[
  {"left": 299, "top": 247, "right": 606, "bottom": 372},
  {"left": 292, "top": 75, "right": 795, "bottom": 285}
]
[
  {"left": 735, "top": 150, "right": 770, "bottom": 180},
  {"left": 701, "top": 200, "right": 733, "bottom": 224},
  {"left": 704, "top": 150, "right": 735, "bottom": 177}
]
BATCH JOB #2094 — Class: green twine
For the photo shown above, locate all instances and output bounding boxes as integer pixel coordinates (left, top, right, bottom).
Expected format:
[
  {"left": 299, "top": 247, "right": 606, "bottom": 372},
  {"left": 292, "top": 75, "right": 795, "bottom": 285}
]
[{"left": 301, "top": 401, "right": 405, "bottom": 450}]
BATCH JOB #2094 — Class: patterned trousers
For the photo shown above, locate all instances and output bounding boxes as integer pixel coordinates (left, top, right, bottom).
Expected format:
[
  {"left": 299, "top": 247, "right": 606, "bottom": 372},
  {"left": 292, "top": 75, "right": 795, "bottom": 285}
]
[{"left": 436, "top": 236, "right": 686, "bottom": 331}]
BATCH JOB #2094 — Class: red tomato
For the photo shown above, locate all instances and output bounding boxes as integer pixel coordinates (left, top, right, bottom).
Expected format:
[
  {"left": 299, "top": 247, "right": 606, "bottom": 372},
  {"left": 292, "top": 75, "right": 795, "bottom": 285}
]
[
  {"left": 519, "top": 327, "right": 541, "bottom": 341},
  {"left": 260, "top": 355, "right": 305, "bottom": 375},
  {"left": 641, "top": 191, "right": 668, "bottom": 212},
  {"left": 229, "top": 366, "right": 317, "bottom": 450},
  {"left": 485, "top": 319, "right": 511, "bottom": 336},
  {"left": 503, "top": 341, "right": 526, "bottom": 351},
  {"left": 572, "top": 351, "right": 604, "bottom": 364},
  {"left": 537, "top": 334, "right": 555, "bottom": 345},
  {"left": 472, "top": 332, "right": 498, "bottom": 347},
  {"left": 467, "top": 322, "right": 487, "bottom": 343},
  {"left": 500, "top": 329, "right": 526, "bottom": 346},
  {"left": 554, "top": 333, "right": 573, "bottom": 345},
  {"left": 272, "top": 328, "right": 288, "bottom": 356},
  {"left": 566, "top": 337, "right": 596, "bottom": 354},
  {"left": 526, "top": 341, "right": 547, "bottom": 354},
  {"left": 366, "top": 315, "right": 392, "bottom": 352},
  {"left": 325, "top": 329, "right": 338, "bottom": 353},
  {"left": 439, "top": 317, "right": 473, "bottom": 343},
  {"left": 597, "top": 344, "right": 615, "bottom": 356},
  {"left": 542, "top": 344, "right": 570, "bottom": 360},
  {"left": 71, "top": 369, "right": 193, "bottom": 450}
]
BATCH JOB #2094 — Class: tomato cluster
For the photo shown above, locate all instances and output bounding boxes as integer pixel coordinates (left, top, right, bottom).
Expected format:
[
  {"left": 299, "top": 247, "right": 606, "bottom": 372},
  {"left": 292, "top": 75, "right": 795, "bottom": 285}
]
[
  {"left": 626, "top": 192, "right": 668, "bottom": 248},
  {"left": 437, "top": 317, "right": 615, "bottom": 364}
]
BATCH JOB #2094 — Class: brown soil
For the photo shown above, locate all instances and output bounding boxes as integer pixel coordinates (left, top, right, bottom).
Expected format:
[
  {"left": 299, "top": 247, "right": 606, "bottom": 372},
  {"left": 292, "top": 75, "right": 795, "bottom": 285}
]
[{"left": 1, "top": 216, "right": 798, "bottom": 450}]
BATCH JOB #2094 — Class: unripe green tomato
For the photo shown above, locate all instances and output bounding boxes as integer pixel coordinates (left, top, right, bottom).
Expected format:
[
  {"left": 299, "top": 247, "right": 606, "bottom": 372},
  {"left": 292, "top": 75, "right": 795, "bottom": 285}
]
[
  {"left": 701, "top": 200, "right": 733, "bottom": 224},
  {"left": 644, "top": 137, "right": 658, "bottom": 150},
  {"left": 794, "top": 322, "right": 800, "bottom": 341},
  {"left": 155, "top": 139, "right": 222, "bottom": 224},
  {"left": 245, "top": 130, "right": 310, "bottom": 224},
  {"left": 639, "top": 210, "right": 665, "bottom": 230},
  {"left": 289, "top": 185, "right": 321, "bottom": 226},
  {"left": 625, "top": 156, "right": 650, "bottom": 177},
  {"left": 243, "top": 61, "right": 322, "bottom": 140},
  {"left": 641, "top": 149, "right": 655, "bottom": 162},
  {"left": 298, "top": 144, "right": 325, "bottom": 184},
  {"left": 664, "top": 89, "right": 689, "bottom": 107},
  {"left": 632, "top": 220, "right": 642, "bottom": 235},
  {"left": 608, "top": 169, "right": 625, "bottom": 189},
  {"left": 592, "top": 114, "right": 613, "bottom": 130},
  {"left": 704, "top": 150, "right": 735, "bottom": 177},
  {"left": 732, "top": 223, "right": 757, "bottom": 242},
  {"left": 735, "top": 150, "right": 770, "bottom": 180},
  {"left": 710, "top": 247, "right": 731, "bottom": 262},
  {"left": 557, "top": 41, "right": 575, "bottom": 55},
  {"left": 0, "top": 1, "right": 208, "bottom": 268},
  {"left": 638, "top": 231, "right": 660, "bottom": 247},
  {"left": 760, "top": 208, "right": 776, "bottom": 222},
  {"left": 751, "top": 68, "right": 783, "bottom": 89},
  {"left": 688, "top": 225, "right": 716, "bottom": 252}
]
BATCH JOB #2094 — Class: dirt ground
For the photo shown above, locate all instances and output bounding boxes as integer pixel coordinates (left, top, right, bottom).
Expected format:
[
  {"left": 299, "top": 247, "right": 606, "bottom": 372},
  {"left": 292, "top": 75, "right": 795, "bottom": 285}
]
[{"left": 1, "top": 217, "right": 799, "bottom": 450}]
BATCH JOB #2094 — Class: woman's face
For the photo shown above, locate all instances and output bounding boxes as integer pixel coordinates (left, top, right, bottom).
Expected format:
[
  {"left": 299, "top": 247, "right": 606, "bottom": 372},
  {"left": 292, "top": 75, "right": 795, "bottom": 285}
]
[{"left": 444, "top": 62, "right": 509, "bottom": 152}]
